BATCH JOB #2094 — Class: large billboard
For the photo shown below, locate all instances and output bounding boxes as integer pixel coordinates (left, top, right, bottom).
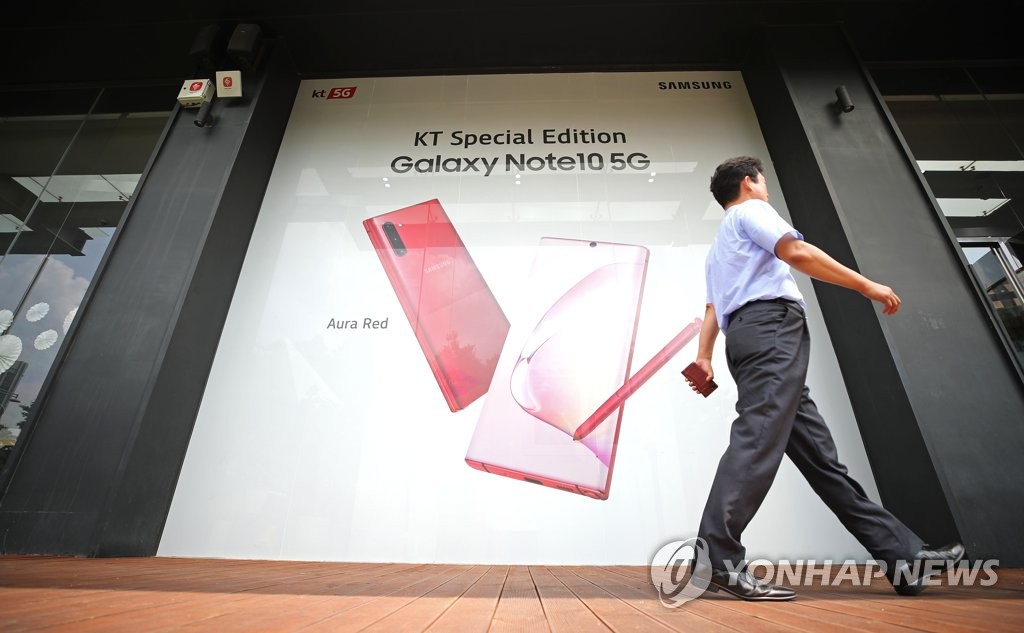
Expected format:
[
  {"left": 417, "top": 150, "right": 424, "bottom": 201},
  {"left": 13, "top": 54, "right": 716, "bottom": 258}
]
[{"left": 160, "top": 71, "right": 880, "bottom": 564}]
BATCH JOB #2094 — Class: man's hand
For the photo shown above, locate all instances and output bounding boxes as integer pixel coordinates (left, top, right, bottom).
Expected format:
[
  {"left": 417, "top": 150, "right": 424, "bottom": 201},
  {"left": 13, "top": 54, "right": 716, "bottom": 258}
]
[{"left": 861, "top": 281, "right": 901, "bottom": 315}]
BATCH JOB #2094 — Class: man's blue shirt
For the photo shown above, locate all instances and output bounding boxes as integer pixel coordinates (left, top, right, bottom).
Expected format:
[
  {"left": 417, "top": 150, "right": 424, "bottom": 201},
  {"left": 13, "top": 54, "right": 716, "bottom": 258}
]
[{"left": 705, "top": 198, "right": 807, "bottom": 332}]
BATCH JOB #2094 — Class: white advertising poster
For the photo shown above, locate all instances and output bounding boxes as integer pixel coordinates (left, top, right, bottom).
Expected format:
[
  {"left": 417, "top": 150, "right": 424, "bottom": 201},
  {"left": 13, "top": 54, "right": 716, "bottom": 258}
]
[{"left": 160, "top": 71, "right": 882, "bottom": 564}]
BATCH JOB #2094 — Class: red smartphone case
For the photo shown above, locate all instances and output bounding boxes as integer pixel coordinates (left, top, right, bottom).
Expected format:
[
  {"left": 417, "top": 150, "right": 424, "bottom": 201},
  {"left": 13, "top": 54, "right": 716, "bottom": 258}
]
[
  {"left": 364, "top": 200, "right": 510, "bottom": 411},
  {"left": 682, "top": 362, "right": 718, "bottom": 397}
]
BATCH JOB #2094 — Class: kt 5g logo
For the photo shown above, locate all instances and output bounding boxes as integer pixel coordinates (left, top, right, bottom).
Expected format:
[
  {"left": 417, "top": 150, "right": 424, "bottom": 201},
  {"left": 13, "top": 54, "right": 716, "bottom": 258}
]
[{"left": 311, "top": 86, "right": 357, "bottom": 100}]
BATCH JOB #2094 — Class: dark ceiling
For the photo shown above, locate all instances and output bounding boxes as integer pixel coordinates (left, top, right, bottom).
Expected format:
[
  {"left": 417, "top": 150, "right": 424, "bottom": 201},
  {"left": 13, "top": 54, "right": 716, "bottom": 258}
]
[{"left": 1, "top": 1, "right": 1020, "bottom": 88}]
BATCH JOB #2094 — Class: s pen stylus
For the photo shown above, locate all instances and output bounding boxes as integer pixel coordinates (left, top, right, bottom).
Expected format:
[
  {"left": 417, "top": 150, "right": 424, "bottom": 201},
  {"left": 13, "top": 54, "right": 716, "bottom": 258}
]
[{"left": 572, "top": 317, "right": 703, "bottom": 442}]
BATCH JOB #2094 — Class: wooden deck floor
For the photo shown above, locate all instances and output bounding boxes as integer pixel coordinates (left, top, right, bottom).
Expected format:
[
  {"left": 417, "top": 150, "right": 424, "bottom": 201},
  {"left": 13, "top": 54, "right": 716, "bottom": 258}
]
[{"left": 1, "top": 557, "right": 1021, "bottom": 632}]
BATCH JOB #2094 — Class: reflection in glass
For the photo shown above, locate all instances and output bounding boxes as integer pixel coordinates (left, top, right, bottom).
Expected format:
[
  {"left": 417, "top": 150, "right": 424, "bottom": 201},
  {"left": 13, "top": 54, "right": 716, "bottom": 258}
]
[
  {"left": 0, "top": 87, "right": 172, "bottom": 473},
  {"left": 963, "top": 246, "right": 1024, "bottom": 368},
  {"left": 876, "top": 66, "right": 1024, "bottom": 241}
]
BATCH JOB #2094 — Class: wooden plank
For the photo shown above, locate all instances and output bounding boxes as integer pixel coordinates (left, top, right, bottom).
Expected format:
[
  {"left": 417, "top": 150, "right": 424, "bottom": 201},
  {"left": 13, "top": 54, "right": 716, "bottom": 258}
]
[
  {"left": 5, "top": 558, "right": 381, "bottom": 598},
  {"left": 608, "top": 563, "right": 1024, "bottom": 633},
  {"left": 585, "top": 565, "right": 803, "bottom": 633},
  {"left": 545, "top": 567, "right": 674, "bottom": 633},
  {"left": 425, "top": 566, "right": 508, "bottom": 633},
  {"left": 157, "top": 564, "right": 457, "bottom": 633},
  {"left": 699, "top": 589, "right": 915, "bottom": 633},
  {"left": 799, "top": 590, "right": 1006, "bottom": 633},
  {"left": 289, "top": 565, "right": 474, "bottom": 632},
  {"left": 2, "top": 565, "right": 397, "bottom": 622},
  {"left": 598, "top": 564, "right": 939, "bottom": 633},
  {"left": 487, "top": 566, "right": 550, "bottom": 633},
  {"left": 529, "top": 566, "right": 611, "bottom": 633},
  {"left": 807, "top": 587, "right": 1024, "bottom": 633},
  {"left": 358, "top": 566, "right": 493, "bottom": 633},
  {"left": 0, "top": 557, "right": 247, "bottom": 593},
  {"left": 0, "top": 562, "right": 298, "bottom": 632},
  {"left": 3, "top": 562, "right": 424, "bottom": 632}
]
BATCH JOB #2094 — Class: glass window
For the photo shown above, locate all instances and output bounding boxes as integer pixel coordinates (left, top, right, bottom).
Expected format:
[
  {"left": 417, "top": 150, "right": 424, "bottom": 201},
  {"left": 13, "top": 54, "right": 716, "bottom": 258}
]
[
  {"left": 0, "top": 85, "right": 174, "bottom": 472},
  {"left": 872, "top": 64, "right": 1024, "bottom": 374},
  {"left": 962, "top": 244, "right": 1024, "bottom": 368}
]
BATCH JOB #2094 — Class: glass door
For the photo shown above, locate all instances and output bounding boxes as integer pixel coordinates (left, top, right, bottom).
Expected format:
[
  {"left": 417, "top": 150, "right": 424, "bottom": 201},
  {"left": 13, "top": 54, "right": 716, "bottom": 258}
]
[{"left": 960, "top": 239, "right": 1024, "bottom": 371}]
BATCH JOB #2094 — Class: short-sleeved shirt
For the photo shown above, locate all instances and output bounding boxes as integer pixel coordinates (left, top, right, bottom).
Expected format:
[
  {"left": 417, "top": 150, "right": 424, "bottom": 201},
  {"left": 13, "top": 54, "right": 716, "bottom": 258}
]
[{"left": 705, "top": 198, "right": 807, "bottom": 333}]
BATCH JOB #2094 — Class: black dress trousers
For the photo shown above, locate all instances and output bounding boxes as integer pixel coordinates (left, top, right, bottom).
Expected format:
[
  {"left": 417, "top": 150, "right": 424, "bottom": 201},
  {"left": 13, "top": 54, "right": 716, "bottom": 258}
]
[{"left": 697, "top": 300, "right": 922, "bottom": 576}]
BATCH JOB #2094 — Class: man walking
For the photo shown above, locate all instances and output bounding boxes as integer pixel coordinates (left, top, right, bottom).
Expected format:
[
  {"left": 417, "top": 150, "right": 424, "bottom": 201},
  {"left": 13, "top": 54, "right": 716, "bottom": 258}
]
[{"left": 686, "top": 156, "right": 963, "bottom": 600}]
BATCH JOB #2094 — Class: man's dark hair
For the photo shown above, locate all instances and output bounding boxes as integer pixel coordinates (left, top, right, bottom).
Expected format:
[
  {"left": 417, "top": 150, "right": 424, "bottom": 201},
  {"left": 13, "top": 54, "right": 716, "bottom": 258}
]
[{"left": 709, "top": 156, "right": 764, "bottom": 207}]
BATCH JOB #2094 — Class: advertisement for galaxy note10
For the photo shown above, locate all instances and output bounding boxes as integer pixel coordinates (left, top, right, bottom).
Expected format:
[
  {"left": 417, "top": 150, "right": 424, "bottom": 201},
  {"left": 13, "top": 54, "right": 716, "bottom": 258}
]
[{"left": 160, "top": 72, "right": 879, "bottom": 565}]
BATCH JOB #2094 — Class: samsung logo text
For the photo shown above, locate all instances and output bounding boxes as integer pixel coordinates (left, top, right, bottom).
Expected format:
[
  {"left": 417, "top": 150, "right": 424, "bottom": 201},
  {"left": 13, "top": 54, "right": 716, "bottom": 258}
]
[{"left": 658, "top": 81, "right": 733, "bottom": 90}]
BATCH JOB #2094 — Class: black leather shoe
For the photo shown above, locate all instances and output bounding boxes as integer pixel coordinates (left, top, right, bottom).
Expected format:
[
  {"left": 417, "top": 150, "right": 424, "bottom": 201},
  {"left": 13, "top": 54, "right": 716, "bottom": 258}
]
[
  {"left": 893, "top": 542, "right": 966, "bottom": 596},
  {"left": 705, "top": 569, "right": 796, "bottom": 601}
]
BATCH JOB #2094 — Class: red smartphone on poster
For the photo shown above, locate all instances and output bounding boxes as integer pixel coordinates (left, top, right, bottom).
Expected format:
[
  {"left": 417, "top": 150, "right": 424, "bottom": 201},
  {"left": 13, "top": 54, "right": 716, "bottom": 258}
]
[
  {"left": 466, "top": 237, "right": 649, "bottom": 499},
  {"left": 363, "top": 199, "right": 510, "bottom": 411}
]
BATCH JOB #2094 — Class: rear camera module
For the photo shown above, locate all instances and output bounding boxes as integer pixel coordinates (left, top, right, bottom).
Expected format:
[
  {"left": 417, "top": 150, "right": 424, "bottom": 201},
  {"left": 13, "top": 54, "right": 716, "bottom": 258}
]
[{"left": 382, "top": 222, "right": 407, "bottom": 256}]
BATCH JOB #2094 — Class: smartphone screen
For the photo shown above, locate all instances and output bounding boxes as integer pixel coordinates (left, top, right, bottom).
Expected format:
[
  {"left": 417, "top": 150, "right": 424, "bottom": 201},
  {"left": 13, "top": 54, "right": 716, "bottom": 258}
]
[
  {"left": 465, "top": 237, "right": 649, "bottom": 498},
  {"left": 363, "top": 200, "right": 510, "bottom": 411}
]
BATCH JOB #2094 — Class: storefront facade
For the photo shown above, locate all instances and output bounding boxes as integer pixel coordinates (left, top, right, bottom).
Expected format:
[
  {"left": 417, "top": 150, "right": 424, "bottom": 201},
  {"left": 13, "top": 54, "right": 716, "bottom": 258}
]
[{"left": 1, "top": 3, "right": 1022, "bottom": 565}]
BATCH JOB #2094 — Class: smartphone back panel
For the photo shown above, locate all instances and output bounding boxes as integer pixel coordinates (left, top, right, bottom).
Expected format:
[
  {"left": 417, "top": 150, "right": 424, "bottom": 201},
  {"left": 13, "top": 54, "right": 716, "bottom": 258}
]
[
  {"left": 465, "top": 237, "right": 649, "bottom": 498},
  {"left": 363, "top": 200, "right": 510, "bottom": 411}
]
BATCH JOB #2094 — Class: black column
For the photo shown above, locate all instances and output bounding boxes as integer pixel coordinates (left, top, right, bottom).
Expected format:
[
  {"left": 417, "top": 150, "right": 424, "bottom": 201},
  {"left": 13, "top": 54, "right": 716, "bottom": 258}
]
[
  {"left": 0, "top": 41, "right": 298, "bottom": 556},
  {"left": 743, "top": 25, "right": 1024, "bottom": 565}
]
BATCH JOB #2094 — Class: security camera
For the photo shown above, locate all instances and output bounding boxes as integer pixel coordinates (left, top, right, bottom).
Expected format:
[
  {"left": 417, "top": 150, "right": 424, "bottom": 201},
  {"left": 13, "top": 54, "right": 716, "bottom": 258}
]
[
  {"left": 835, "top": 85, "right": 855, "bottom": 113},
  {"left": 176, "top": 78, "right": 215, "bottom": 127},
  {"left": 194, "top": 99, "right": 214, "bottom": 127}
]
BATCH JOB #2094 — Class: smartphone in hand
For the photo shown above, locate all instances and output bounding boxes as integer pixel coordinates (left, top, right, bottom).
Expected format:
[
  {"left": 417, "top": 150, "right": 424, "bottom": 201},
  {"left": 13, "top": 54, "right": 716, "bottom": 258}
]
[{"left": 682, "top": 362, "right": 718, "bottom": 397}]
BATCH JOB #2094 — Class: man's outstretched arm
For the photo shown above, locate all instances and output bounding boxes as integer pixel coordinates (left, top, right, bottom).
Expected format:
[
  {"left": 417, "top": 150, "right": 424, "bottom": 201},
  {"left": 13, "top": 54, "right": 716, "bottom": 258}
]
[{"left": 774, "top": 234, "right": 901, "bottom": 315}]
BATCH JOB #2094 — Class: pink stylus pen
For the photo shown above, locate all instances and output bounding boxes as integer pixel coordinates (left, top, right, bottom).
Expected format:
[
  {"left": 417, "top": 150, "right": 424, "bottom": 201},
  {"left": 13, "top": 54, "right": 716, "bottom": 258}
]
[{"left": 572, "top": 317, "right": 703, "bottom": 441}]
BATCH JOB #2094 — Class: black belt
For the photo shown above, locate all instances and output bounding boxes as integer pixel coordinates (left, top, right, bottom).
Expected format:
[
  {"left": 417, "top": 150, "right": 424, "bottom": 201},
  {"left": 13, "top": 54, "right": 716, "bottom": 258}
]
[{"left": 735, "top": 297, "right": 803, "bottom": 314}]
